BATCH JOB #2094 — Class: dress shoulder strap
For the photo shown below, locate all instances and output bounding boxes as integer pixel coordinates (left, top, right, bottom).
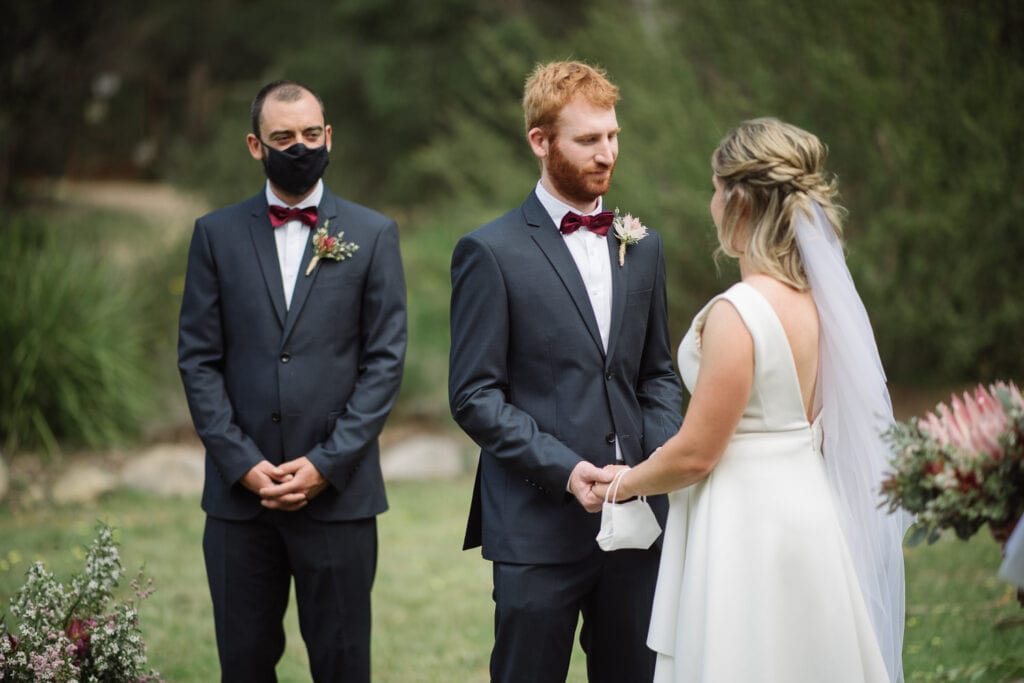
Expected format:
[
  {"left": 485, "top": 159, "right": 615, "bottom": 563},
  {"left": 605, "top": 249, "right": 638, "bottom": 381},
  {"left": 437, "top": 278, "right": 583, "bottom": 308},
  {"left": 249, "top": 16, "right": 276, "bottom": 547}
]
[
  {"left": 696, "top": 282, "right": 807, "bottom": 422},
  {"left": 693, "top": 282, "right": 782, "bottom": 352}
]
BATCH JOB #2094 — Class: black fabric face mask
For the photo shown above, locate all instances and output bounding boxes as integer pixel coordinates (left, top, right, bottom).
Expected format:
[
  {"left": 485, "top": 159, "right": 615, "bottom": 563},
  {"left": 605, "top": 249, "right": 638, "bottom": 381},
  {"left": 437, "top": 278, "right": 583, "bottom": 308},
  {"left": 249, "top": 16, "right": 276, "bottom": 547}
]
[{"left": 261, "top": 140, "right": 330, "bottom": 196}]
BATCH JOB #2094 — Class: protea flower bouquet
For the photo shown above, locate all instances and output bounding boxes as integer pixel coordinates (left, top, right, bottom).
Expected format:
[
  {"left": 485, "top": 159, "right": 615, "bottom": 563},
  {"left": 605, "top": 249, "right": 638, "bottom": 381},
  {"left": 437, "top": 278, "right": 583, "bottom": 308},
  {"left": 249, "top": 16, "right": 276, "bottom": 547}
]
[{"left": 880, "top": 381, "right": 1024, "bottom": 546}]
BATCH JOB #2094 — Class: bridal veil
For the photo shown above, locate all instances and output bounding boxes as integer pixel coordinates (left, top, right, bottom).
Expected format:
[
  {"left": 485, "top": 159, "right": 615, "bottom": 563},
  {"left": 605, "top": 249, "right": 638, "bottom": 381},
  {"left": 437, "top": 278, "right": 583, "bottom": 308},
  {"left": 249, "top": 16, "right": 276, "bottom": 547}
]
[{"left": 795, "top": 202, "right": 913, "bottom": 683}]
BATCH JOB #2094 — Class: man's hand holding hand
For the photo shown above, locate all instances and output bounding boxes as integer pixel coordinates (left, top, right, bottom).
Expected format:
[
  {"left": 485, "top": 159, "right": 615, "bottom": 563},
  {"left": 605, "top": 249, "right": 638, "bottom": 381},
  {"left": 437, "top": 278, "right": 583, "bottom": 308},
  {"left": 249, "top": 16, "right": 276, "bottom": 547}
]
[
  {"left": 241, "top": 460, "right": 293, "bottom": 496},
  {"left": 591, "top": 464, "right": 630, "bottom": 501},
  {"left": 569, "top": 461, "right": 615, "bottom": 513},
  {"left": 257, "top": 457, "right": 329, "bottom": 511}
]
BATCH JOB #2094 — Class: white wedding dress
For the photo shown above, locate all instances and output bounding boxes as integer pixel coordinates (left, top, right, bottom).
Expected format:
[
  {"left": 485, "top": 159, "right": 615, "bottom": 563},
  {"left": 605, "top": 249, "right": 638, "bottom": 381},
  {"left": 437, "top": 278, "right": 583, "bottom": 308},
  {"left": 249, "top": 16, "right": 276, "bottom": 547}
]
[{"left": 648, "top": 282, "right": 890, "bottom": 683}]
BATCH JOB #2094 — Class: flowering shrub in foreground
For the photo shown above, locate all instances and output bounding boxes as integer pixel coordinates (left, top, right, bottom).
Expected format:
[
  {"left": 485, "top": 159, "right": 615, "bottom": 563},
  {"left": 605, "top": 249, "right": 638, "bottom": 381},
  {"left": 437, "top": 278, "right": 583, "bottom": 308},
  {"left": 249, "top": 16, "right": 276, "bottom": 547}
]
[{"left": 0, "top": 523, "right": 161, "bottom": 682}]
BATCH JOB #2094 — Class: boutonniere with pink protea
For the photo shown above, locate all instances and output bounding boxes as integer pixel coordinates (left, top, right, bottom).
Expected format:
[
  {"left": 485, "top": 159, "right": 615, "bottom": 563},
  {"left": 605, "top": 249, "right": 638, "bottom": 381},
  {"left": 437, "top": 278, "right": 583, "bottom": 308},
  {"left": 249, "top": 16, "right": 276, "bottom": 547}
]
[
  {"left": 612, "top": 210, "right": 648, "bottom": 267},
  {"left": 305, "top": 220, "right": 358, "bottom": 276}
]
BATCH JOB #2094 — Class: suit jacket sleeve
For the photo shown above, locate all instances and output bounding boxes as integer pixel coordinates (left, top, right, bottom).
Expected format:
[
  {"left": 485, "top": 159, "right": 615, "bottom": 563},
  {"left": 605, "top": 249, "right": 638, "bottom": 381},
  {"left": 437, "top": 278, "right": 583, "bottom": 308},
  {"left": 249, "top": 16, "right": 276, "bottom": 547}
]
[
  {"left": 449, "top": 234, "right": 581, "bottom": 501},
  {"left": 305, "top": 220, "right": 407, "bottom": 489},
  {"left": 636, "top": 235, "right": 684, "bottom": 452},
  {"left": 178, "top": 218, "right": 265, "bottom": 485}
]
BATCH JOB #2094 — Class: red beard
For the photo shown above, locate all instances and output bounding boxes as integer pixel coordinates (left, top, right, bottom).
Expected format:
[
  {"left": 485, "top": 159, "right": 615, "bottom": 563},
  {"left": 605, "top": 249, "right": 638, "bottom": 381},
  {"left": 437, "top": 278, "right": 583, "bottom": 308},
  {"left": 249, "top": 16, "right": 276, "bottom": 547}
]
[{"left": 546, "top": 138, "right": 615, "bottom": 205}]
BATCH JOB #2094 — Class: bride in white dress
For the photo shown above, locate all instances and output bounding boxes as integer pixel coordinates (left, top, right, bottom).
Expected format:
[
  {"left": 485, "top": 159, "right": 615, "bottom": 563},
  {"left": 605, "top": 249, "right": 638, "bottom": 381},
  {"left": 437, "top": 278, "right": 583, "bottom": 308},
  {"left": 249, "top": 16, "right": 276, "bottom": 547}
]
[{"left": 594, "top": 119, "right": 910, "bottom": 682}]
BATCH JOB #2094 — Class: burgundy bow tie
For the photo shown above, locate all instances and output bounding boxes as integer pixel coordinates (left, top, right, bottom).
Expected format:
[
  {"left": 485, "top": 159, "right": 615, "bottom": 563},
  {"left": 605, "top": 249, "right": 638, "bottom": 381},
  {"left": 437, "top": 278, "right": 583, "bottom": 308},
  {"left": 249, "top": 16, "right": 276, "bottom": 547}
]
[
  {"left": 560, "top": 211, "right": 614, "bottom": 237},
  {"left": 268, "top": 205, "right": 318, "bottom": 228}
]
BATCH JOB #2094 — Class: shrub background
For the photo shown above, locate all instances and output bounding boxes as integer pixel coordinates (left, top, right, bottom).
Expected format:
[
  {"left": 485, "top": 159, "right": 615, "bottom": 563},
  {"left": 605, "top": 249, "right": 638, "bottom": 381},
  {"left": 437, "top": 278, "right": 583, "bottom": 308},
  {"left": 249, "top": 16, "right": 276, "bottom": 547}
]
[
  {"left": 2, "top": 0, "right": 1021, "bottom": 444},
  {"left": 1, "top": 3, "right": 1023, "bottom": 679}
]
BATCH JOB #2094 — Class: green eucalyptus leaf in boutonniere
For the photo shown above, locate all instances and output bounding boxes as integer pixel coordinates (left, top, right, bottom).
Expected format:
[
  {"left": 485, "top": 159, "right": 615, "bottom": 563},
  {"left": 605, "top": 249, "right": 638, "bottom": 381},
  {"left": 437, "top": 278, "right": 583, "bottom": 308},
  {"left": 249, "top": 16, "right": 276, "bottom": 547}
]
[
  {"left": 305, "top": 219, "right": 359, "bottom": 276},
  {"left": 612, "top": 210, "right": 649, "bottom": 267}
]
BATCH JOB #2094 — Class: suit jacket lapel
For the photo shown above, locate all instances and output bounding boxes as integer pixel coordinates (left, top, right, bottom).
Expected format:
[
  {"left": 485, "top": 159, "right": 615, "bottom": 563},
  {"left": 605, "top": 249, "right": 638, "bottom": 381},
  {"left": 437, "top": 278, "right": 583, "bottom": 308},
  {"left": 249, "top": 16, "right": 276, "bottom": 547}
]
[
  {"left": 524, "top": 194, "right": 605, "bottom": 356},
  {"left": 249, "top": 197, "right": 287, "bottom": 328},
  {"left": 605, "top": 232, "right": 627, "bottom": 362},
  {"left": 281, "top": 192, "right": 337, "bottom": 346}
]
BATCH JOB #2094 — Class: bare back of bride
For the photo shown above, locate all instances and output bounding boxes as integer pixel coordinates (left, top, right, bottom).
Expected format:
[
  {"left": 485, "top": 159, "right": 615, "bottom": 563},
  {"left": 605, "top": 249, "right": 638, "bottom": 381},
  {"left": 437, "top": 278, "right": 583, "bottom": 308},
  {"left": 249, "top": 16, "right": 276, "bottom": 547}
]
[{"left": 594, "top": 118, "right": 909, "bottom": 682}]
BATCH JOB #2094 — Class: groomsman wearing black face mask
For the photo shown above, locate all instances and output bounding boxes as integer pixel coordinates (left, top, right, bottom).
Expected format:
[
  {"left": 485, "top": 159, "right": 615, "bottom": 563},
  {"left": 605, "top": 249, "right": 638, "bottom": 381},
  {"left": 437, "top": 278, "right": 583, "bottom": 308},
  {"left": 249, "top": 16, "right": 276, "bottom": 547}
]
[
  {"left": 178, "top": 79, "right": 407, "bottom": 682},
  {"left": 255, "top": 133, "right": 330, "bottom": 198}
]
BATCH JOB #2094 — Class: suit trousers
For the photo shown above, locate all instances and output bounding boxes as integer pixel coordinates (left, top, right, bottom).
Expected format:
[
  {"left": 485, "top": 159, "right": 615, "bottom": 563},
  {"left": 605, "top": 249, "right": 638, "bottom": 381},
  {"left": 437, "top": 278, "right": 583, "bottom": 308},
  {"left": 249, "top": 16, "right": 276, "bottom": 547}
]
[
  {"left": 490, "top": 546, "right": 661, "bottom": 683},
  {"left": 203, "top": 511, "right": 377, "bottom": 683}
]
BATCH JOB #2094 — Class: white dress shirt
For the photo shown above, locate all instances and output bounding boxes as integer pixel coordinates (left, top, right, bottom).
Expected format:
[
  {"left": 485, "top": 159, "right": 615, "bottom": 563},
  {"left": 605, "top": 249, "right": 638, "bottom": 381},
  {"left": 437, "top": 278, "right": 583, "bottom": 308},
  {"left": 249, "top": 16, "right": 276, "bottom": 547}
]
[
  {"left": 535, "top": 181, "right": 623, "bottom": 464},
  {"left": 534, "top": 181, "right": 613, "bottom": 349},
  {"left": 266, "top": 180, "right": 324, "bottom": 308}
]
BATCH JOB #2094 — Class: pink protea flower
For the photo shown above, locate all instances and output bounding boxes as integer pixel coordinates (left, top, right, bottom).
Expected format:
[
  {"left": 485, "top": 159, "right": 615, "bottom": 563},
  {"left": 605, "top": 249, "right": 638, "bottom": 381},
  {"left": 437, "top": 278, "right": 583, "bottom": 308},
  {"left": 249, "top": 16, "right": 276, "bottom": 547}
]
[
  {"left": 920, "top": 382, "right": 1022, "bottom": 460},
  {"left": 611, "top": 211, "right": 649, "bottom": 266},
  {"left": 65, "top": 617, "right": 94, "bottom": 661}
]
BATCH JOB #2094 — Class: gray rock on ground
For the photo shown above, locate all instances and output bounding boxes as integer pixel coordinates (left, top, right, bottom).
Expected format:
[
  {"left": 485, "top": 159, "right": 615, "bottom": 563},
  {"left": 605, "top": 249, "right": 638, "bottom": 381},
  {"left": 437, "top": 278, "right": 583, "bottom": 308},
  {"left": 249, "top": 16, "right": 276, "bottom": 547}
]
[
  {"left": 6, "top": 431, "right": 473, "bottom": 508},
  {"left": 120, "top": 443, "right": 205, "bottom": 497},
  {"left": 52, "top": 463, "right": 120, "bottom": 505},
  {"left": 117, "top": 435, "right": 471, "bottom": 493},
  {"left": 381, "top": 434, "right": 472, "bottom": 481}
]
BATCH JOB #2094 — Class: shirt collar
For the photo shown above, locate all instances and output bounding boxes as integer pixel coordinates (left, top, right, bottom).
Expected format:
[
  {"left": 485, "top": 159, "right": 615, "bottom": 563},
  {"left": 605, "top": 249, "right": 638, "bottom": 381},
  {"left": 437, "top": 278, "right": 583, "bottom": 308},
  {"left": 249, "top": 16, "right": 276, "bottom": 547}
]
[
  {"left": 534, "top": 180, "right": 604, "bottom": 232},
  {"left": 265, "top": 179, "right": 323, "bottom": 209}
]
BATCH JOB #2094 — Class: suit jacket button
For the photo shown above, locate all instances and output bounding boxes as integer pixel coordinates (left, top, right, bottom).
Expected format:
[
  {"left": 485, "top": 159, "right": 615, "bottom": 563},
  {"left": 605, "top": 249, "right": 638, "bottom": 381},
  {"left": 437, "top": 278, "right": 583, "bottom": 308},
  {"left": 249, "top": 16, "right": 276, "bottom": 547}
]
[
  {"left": 271, "top": 412, "right": 281, "bottom": 423},
  {"left": 280, "top": 353, "right": 291, "bottom": 363},
  {"left": 605, "top": 371, "right": 613, "bottom": 381},
  {"left": 605, "top": 432, "right": 616, "bottom": 444}
]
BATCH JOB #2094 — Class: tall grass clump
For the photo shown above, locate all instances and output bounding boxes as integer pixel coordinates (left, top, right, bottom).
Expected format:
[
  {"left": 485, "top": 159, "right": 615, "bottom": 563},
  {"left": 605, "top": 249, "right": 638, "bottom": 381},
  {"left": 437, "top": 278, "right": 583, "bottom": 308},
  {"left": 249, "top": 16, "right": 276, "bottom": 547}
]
[{"left": 0, "top": 214, "right": 155, "bottom": 454}]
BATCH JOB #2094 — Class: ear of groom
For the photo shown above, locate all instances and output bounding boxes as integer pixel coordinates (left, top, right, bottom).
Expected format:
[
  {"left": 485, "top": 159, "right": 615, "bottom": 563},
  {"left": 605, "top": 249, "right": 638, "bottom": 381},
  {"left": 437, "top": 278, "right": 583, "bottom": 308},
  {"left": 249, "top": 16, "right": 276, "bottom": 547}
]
[{"left": 527, "top": 123, "right": 553, "bottom": 163}]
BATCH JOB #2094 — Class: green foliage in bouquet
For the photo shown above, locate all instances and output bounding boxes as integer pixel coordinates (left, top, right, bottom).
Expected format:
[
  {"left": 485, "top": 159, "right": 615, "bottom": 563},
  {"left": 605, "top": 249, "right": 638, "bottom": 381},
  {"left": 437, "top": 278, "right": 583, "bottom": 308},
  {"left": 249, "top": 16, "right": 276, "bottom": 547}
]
[
  {"left": 0, "top": 523, "right": 161, "bottom": 682},
  {"left": 881, "top": 382, "right": 1024, "bottom": 545}
]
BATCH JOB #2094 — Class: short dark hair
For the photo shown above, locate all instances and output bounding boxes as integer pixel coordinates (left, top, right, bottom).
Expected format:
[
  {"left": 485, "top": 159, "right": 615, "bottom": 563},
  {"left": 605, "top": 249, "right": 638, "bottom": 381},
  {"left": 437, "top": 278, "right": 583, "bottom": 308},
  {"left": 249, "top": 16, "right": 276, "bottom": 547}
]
[{"left": 250, "top": 80, "right": 326, "bottom": 138}]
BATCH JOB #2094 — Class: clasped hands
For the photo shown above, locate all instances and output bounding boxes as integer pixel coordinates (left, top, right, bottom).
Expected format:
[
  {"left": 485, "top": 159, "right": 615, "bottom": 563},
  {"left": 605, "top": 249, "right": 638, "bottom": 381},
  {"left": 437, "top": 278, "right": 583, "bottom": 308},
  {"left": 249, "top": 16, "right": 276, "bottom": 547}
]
[
  {"left": 241, "top": 457, "right": 328, "bottom": 511},
  {"left": 569, "top": 461, "right": 633, "bottom": 513}
]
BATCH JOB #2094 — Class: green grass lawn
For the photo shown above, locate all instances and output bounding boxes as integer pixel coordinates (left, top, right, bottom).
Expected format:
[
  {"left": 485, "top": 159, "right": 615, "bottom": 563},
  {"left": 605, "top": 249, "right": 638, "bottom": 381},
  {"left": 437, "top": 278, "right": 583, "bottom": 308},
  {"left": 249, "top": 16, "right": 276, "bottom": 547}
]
[{"left": 2, "top": 480, "right": 1023, "bottom": 682}]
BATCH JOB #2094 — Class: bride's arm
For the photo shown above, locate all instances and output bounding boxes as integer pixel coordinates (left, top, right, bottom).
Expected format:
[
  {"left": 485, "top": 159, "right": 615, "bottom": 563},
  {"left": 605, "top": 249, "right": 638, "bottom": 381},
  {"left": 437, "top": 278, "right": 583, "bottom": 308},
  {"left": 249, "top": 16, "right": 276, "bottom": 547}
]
[{"left": 597, "top": 299, "right": 754, "bottom": 499}]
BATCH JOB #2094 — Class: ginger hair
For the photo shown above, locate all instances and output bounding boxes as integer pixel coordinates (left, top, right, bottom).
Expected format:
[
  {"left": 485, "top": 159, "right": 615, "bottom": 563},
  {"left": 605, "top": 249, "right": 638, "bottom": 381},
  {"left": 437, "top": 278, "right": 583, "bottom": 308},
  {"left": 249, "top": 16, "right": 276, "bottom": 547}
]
[{"left": 522, "top": 61, "right": 619, "bottom": 136}]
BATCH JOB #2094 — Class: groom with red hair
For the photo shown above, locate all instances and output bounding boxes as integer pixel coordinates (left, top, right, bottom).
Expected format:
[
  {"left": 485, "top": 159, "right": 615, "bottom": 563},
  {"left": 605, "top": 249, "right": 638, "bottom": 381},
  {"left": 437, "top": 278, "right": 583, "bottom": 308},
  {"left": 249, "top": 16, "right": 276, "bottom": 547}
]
[{"left": 449, "top": 61, "right": 682, "bottom": 682}]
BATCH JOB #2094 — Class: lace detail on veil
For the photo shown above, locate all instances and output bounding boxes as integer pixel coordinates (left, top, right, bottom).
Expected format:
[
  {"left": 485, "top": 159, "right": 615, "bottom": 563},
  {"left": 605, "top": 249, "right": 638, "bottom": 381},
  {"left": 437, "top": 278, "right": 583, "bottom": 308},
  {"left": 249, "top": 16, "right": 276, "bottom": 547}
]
[{"left": 795, "top": 203, "right": 913, "bottom": 683}]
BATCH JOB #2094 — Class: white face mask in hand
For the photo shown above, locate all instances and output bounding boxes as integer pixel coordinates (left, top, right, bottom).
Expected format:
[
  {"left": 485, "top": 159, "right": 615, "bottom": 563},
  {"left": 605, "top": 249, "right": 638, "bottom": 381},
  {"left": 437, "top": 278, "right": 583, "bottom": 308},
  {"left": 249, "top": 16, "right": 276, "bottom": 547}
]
[{"left": 596, "top": 469, "right": 662, "bottom": 551}]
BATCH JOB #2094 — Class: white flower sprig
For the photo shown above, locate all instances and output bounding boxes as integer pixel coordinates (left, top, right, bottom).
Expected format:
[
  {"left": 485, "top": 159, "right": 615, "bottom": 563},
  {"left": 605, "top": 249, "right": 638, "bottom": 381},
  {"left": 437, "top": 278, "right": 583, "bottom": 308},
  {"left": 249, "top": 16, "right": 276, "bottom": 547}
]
[
  {"left": 305, "top": 219, "right": 359, "bottom": 276},
  {"left": 0, "top": 523, "right": 162, "bottom": 681},
  {"left": 612, "top": 210, "right": 649, "bottom": 267}
]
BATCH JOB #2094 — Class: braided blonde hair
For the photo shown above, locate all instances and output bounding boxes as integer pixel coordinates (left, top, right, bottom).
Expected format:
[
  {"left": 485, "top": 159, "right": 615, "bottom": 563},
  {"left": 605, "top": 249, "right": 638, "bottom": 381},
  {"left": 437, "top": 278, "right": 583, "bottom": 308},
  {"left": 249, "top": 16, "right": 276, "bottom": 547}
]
[{"left": 712, "top": 118, "right": 846, "bottom": 290}]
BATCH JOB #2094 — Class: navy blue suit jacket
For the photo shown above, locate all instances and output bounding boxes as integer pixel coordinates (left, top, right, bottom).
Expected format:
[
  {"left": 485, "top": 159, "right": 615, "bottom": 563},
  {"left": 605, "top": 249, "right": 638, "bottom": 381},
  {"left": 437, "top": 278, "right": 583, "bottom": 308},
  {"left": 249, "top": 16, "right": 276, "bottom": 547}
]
[
  {"left": 449, "top": 191, "right": 683, "bottom": 564},
  {"left": 178, "top": 187, "right": 406, "bottom": 521}
]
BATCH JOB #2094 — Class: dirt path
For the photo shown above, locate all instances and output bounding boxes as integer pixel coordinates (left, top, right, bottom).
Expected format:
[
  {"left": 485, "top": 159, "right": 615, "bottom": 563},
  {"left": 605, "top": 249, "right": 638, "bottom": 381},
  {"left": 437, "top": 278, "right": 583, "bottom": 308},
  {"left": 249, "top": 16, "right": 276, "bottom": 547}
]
[{"left": 46, "top": 179, "right": 210, "bottom": 235}]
